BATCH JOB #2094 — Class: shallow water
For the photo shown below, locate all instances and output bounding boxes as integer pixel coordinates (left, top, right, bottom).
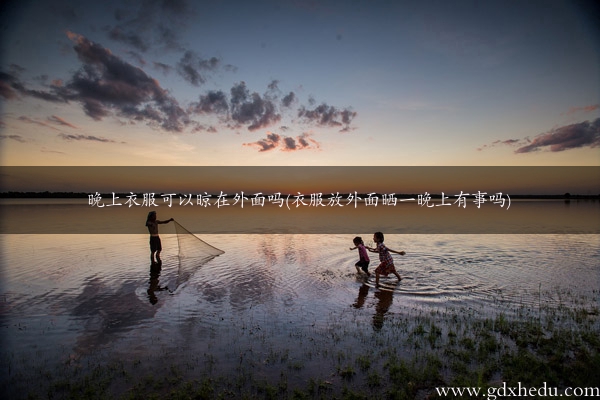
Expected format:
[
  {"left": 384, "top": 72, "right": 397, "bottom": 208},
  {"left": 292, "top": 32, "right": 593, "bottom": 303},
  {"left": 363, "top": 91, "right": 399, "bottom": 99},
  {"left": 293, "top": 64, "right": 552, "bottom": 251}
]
[
  {"left": 2, "top": 233, "right": 598, "bottom": 344},
  {"left": 1, "top": 232, "right": 599, "bottom": 395}
]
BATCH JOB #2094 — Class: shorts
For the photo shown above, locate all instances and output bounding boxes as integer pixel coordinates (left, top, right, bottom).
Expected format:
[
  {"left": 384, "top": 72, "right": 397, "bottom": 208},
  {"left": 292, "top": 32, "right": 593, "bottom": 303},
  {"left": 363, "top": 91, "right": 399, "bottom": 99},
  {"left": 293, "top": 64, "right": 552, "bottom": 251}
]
[
  {"left": 355, "top": 260, "right": 370, "bottom": 273},
  {"left": 150, "top": 236, "right": 162, "bottom": 253},
  {"left": 375, "top": 259, "right": 396, "bottom": 276}
]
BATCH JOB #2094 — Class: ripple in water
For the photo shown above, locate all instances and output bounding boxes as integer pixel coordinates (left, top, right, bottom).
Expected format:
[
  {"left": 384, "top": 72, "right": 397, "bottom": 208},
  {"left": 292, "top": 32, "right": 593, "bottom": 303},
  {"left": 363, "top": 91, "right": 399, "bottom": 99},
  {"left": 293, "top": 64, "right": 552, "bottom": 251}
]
[{"left": 2, "top": 233, "right": 598, "bottom": 356}]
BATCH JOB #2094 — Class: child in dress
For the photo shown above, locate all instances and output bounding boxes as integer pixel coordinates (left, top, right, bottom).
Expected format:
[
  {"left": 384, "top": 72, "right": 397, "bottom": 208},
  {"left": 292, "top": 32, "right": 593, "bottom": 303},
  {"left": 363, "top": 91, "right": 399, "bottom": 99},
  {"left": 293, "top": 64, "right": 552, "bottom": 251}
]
[
  {"left": 350, "top": 236, "right": 370, "bottom": 276},
  {"left": 367, "top": 231, "right": 405, "bottom": 287}
]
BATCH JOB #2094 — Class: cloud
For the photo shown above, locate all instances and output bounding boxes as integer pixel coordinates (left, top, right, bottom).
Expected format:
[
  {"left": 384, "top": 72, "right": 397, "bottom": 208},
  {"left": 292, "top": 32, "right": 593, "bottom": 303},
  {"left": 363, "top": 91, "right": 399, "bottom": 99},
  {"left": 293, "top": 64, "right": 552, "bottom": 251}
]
[
  {"left": 0, "top": 134, "right": 28, "bottom": 143},
  {"left": 477, "top": 138, "right": 521, "bottom": 151},
  {"left": 564, "top": 104, "right": 600, "bottom": 115},
  {"left": 515, "top": 118, "right": 600, "bottom": 153},
  {"left": 17, "top": 115, "right": 116, "bottom": 143},
  {"left": 176, "top": 51, "right": 221, "bottom": 86},
  {"left": 125, "top": 50, "right": 147, "bottom": 67},
  {"left": 22, "top": 86, "right": 68, "bottom": 103},
  {"left": 18, "top": 116, "right": 60, "bottom": 131},
  {"left": 281, "top": 132, "right": 320, "bottom": 152},
  {"left": 109, "top": 27, "right": 149, "bottom": 52},
  {"left": 245, "top": 132, "right": 281, "bottom": 152},
  {"left": 230, "top": 82, "right": 281, "bottom": 131},
  {"left": 153, "top": 62, "right": 172, "bottom": 75},
  {"left": 267, "top": 80, "right": 279, "bottom": 92},
  {"left": 244, "top": 132, "right": 320, "bottom": 152},
  {"left": 0, "top": 72, "right": 19, "bottom": 99},
  {"left": 4, "top": 33, "right": 190, "bottom": 132},
  {"left": 298, "top": 103, "right": 357, "bottom": 131},
  {"left": 281, "top": 92, "right": 296, "bottom": 108},
  {"left": 4, "top": 26, "right": 359, "bottom": 148},
  {"left": 6, "top": 49, "right": 358, "bottom": 139},
  {"left": 109, "top": 0, "right": 193, "bottom": 52},
  {"left": 58, "top": 133, "right": 118, "bottom": 143},
  {"left": 191, "top": 124, "right": 218, "bottom": 133},
  {"left": 48, "top": 115, "right": 78, "bottom": 129},
  {"left": 41, "top": 148, "right": 66, "bottom": 154},
  {"left": 65, "top": 31, "right": 189, "bottom": 132},
  {"left": 0, "top": 70, "right": 67, "bottom": 103},
  {"left": 477, "top": 118, "right": 600, "bottom": 153},
  {"left": 189, "top": 90, "right": 229, "bottom": 115},
  {"left": 189, "top": 81, "right": 287, "bottom": 132},
  {"left": 186, "top": 81, "right": 358, "bottom": 136}
]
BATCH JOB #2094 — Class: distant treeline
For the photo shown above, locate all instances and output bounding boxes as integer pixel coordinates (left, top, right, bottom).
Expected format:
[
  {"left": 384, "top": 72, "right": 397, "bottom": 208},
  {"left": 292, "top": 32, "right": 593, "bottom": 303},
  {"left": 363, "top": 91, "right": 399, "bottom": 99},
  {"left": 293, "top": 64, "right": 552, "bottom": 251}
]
[
  {"left": 1, "top": 191, "right": 89, "bottom": 198},
  {"left": 1, "top": 191, "right": 599, "bottom": 200}
]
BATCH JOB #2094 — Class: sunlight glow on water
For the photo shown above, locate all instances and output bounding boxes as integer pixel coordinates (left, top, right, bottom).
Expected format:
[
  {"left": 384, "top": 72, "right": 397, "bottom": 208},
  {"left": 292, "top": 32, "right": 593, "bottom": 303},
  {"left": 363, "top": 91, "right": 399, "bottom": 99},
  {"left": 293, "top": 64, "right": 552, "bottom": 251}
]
[
  {"left": 1, "top": 231, "right": 598, "bottom": 396},
  {"left": 2, "top": 233, "right": 599, "bottom": 344}
]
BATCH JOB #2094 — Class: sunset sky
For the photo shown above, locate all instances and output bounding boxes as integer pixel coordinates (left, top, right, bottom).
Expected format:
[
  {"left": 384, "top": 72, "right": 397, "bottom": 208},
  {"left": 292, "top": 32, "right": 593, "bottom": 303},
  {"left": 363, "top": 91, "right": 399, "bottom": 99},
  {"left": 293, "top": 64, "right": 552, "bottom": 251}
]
[{"left": 1, "top": 0, "right": 599, "bottom": 167}]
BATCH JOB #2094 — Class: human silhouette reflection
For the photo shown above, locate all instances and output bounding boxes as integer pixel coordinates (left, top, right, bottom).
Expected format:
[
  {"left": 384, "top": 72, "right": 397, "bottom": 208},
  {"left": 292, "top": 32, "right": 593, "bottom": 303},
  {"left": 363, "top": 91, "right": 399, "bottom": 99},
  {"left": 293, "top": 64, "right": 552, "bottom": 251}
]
[
  {"left": 147, "top": 261, "right": 168, "bottom": 305},
  {"left": 353, "top": 283, "right": 370, "bottom": 309},
  {"left": 372, "top": 289, "right": 394, "bottom": 330},
  {"left": 352, "top": 283, "right": 396, "bottom": 330}
]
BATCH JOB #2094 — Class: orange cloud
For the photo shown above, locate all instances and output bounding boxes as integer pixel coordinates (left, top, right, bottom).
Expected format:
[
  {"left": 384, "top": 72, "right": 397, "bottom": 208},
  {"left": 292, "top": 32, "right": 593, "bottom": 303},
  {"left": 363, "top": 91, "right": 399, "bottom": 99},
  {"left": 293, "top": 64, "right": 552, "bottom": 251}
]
[
  {"left": 244, "top": 132, "right": 321, "bottom": 152},
  {"left": 48, "top": 115, "right": 78, "bottom": 129},
  {"left": 564, "top": 104, "right": 599, "bottom": 115}
]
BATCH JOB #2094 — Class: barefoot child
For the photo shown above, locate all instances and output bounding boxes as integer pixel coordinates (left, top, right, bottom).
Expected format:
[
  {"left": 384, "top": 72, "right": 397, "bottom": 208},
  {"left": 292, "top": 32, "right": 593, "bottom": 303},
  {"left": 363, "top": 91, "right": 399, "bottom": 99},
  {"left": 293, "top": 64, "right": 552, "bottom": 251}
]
[
  {"left": 367, "top": 231, "right": 405, "bottom": 287},
  {"left": 350, "top": 236, "right": 370, "bottom": 276}
]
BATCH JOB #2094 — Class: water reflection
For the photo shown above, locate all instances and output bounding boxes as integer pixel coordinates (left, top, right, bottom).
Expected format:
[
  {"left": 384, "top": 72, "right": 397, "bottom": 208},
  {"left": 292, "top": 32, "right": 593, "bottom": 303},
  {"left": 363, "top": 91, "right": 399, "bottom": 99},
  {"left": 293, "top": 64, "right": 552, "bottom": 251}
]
[
  {"left": 352, "top": 281, "right": 396, "bottom": 331},
  {"left": 1, "top": 232, "right": 598, "bottom": 391},
  {"left": 352, "top": 283, "right": 369, "bottom": 309},
  {"left": 147, "top": 261, "right": 169, "bottom": 305},
  {"left": 373, "top": 289, "right": 394, "bottom": 330},
  {"left": 71, "top": 276, "right": 157, "bottom": 357}
]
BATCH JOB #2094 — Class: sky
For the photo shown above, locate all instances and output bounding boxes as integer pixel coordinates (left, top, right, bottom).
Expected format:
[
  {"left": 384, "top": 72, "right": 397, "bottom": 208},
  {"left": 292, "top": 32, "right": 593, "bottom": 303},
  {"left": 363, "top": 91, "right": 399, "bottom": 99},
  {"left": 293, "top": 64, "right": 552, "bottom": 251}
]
[{"left": 0, "top": 0, "right": 599, "bottom": 168}]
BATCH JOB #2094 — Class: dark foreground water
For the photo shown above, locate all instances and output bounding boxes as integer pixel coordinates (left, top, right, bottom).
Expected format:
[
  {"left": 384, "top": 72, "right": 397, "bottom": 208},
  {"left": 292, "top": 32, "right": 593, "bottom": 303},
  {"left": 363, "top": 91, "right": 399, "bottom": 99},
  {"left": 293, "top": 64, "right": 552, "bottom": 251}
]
[{"left": 1, "top": 229, "right": 598, "bottom": 397}]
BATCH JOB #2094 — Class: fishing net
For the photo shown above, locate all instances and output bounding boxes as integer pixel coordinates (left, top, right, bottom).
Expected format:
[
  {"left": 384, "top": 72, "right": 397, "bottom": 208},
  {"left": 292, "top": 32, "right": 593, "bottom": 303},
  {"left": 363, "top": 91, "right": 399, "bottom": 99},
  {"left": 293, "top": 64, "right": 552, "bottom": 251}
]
[{"left": 171, "top": 220, "right": 224, "bottom": 291}]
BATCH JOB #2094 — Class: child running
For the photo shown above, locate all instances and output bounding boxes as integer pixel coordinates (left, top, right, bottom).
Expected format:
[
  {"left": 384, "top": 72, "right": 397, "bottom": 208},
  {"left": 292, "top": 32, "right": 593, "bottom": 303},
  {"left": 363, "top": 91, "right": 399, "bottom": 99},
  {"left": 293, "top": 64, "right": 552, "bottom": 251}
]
[
  {"left": 367, "top": 231, "right": 405, "bottom": 287},
  {"left": 350, "top": 236, "right": 370, "bottom": 276}
]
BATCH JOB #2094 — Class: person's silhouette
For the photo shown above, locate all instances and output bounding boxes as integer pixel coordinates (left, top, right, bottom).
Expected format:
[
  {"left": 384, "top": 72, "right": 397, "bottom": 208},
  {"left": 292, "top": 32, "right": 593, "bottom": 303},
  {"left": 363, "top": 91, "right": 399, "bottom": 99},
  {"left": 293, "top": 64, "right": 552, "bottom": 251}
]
[{"left": 145, "top": 211, "right": 174, "bottom": 264}]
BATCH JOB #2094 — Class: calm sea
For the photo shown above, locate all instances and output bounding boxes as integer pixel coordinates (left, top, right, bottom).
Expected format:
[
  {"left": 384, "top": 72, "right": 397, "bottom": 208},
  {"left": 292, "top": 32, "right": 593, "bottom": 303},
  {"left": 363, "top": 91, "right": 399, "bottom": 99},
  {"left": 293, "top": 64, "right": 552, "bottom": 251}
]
[{"left": 1, "top": 199, "right": 599, "bottom": 396}]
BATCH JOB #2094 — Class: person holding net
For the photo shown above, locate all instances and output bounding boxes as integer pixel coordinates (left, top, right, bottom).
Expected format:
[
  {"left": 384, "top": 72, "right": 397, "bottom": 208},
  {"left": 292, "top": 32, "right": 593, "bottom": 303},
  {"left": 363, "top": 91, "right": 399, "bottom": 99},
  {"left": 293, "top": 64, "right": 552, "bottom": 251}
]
[{"left": 145, "top": 211, "right": 174, "bottom": 264}]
